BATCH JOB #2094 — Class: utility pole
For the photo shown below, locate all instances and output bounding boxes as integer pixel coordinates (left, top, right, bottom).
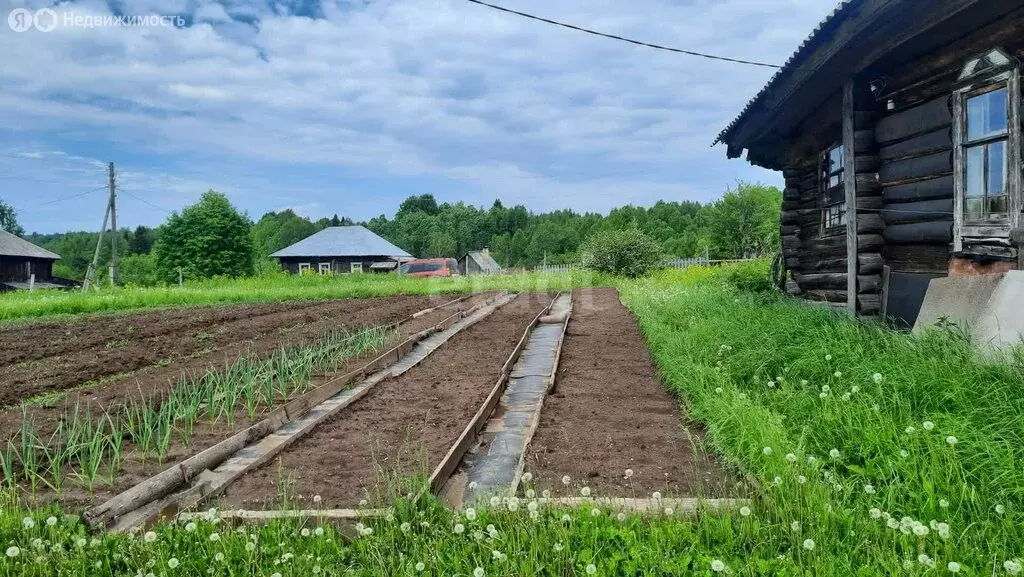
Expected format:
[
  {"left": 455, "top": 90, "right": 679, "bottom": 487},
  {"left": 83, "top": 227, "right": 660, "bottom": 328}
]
[
  {"left": 83, "top": 162, "right": 118, "bottom": 290},
  {"left": 108, "top": 162, "right": 119, "bottom": 286}
]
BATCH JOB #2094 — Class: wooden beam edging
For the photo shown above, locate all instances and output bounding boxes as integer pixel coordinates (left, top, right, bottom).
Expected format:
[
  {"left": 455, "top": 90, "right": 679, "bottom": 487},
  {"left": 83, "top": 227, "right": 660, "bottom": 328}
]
[
  {"left": 427, "top": 293, "right": 561, "bottom": 496},
  {"left": 407, "top": 293, "right": 476, "bottom": 321},
  {"left": 509, "top": 293, "right": 573, "bottom": 496},
  {"left": 85, "top": 292, "right": 511, "bottom": 531}
]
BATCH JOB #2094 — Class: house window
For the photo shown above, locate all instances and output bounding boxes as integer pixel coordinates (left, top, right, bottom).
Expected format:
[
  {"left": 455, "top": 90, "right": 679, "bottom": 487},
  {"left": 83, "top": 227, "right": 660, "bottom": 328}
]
[
  {"left": 318, "top": 262, "right": 332, "bottom": 275},
  {"left": 350, "top": 262, "right": 363, "bottom": 274},
  {"left": 298, "top": 263, "right": 311, "bottom": 274},
  {"left": 820, "top": 144, "right": 846, "bottom": 234},
  {"left": 952, "top": 48, "right": 1021, "bottom": 252}
]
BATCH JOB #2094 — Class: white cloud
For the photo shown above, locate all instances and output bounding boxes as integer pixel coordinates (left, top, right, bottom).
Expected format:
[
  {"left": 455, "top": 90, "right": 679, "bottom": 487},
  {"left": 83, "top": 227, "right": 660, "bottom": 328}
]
[{"left": 0, "top": 0, "right": 838, "bottom": 231}]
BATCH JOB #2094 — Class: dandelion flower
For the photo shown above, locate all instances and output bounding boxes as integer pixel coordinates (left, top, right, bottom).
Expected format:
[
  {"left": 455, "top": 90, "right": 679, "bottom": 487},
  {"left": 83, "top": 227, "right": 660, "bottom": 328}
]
[
  {"left": 143, "top": 531, "right": 157, "bottom": 543},
  {"left": 214, "top": 553, "right": 224, "bottom": 562},
  {"left": 591, "top": 508, "right": 601, "bottom": 517},
  {"left": 580, "top": 486, "right": 591, "bottom": 497},
  {"left": 208, "top": 533, "right": 220, "bottom": 542},
  {"left": 905, "top": 426, "right": 916, "bottom": 434},
  {"left": 561, "top": 475, "right": 571, "bottom": 486},
  {"left": 869, "top": 508, "right": 882, "bottom": 519},
  {"left": 939, "top": 499, "right": 949, "bottom": 508},
  {"left": 912, "top": 524, "right": 929, "bottom": 537},
  {"left": 936, "top": 523, "right": 950, "bottom": 539},
  {"left": 468, "top": 481, "right": 478, "bottom": 490},
  {"left": 946, "top": 436, "right": 958, "bottom": 446},
  {"left": 664, "top": 507, "right": 674, "bottom": 516},
  {"left": 819, "top": 392, "right": 828, "bottom": 399},
  {"left": 773, "top": 476, "right": 783, "bottom": 486},
  {"left": 863, "top": 484, "right": 875, "bottom": 495},
  {"left": 465, "top": 507, "right": 477, "bottom": 521},
  {"left": 825, "top": 354, "right": 833, "bottom": 361},
  {"left": 918, "top": 554, "right": 934, "bottom": 567},
  {"left": 833, "top": 371, "right": 842, "bottom": 378},
  {"left": 841, "top": 392, "right": 851, "bottom": 401},
  {"left": 947, "top": 561, "right": 961, "bottom": 573},
  {"left": 790, "top": 521, "right": 801, "bottom": 531},
  {"left": 652, "top": 491, "right": 662, "bottom": 500},
  {"left": 886, "top": 518, "right": 899, "bottom": 529},
  {"left": 900, "top": 449, "right": 909, "bottom": 458},
  {"left": 821, "top": 385, "right": 831, "bottom": 393},
  {"left": 1003, "top": 559, "right": 1022, "bottom": 575},
  {"left": 22, "top": 517, "right": 34, "bottom": 529},
  {"left": 616, "top": 512, "right": 627, "bottom": 522},
  {"left": 45, "top": 516, "right": 57, "bottom": 527},
  {"left": 715, "top": 387, "right": 723, "bottom": 394},
  {"left": 527, "top": 502, "right": 538, "bottom": 513},
  {"left": 521, "top": 472, "right": 533, "bottom": 483},
  {"left": 489, "top": 496, "right": 501, "bottom": 508},
  {"left": 797, "top": 475, "right": 807, "bottom": 484},
  {"left": 923, "top": 421, "right": 935, "bottom": 431},
  {"left": 785, "top": 453, "right": 797, "bottom": 463},
  {"left": 474, "top": 567, "right": 485, "bottom": 577},
  {"left": 624, "top": 468, "right": 634, "bottom": 479},
  {"left": 167, "top": 558, "right": 179, "bottom": 569},
  {"left": 803, "top": 539, "right": 815, "bottom": 551},
  {"left": 561, "top": 514, "right": 571, "bottom": 523},
  {"left": 807, "top": 455, "right": 817, "bottom": 463},
  {"left": 800, "top": 379, "right": 809, "bottom": 386},
  {"left": 851, "top": 385, "right": 860, "bottom": 393},
  {"left": 829, "top": 448, "right": 841, "bottom": 459},
  {"left": 453, "top": 523, "right": 465, "bottom": 535},
  {"left": 585, "top": 564, "right": 597, "bottom": 575},
  {"left": 301, "top": 528, "right": 310, "bottom": 537},
  {"left": 553, "top": 541, "right": 564, "bottom": 552},
  {"left": 711, "top": 559, "right": 726, "bottom": 572},
  {"left": 762, "top": 447, "right": 773, "bottom": 455},
  {"left": 872, "top": 373, "right": 883, "bottom": 384},
  {"left": 400, "top": 522, "right": 411, "bottom": 533},
  {"left": 5, "top": 546, "right": 19, "bottom": 558},
  {"left": 415, "top": 562, "right": 426, "bottom": 572},
  {"left": 739, "top": 506, "right": 751, "bottom": 517},
  {"left": 542, "top": 489, "right": 551, "bottom": 498},
  {"left": 996, "top": 504, "right": 1006, "bottom": 514}
]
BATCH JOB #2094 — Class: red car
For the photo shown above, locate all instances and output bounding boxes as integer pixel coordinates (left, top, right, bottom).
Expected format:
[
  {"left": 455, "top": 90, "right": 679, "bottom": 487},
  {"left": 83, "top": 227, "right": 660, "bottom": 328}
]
[{"left": 399, "top": 258, "right": 460, "bottom": 277}]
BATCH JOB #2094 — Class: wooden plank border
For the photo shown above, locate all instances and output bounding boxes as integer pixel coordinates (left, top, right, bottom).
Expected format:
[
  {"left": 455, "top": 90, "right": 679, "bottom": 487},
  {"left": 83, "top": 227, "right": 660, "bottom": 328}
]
[
  {"left": 86, "top": 292, "right": 509, "bottom": 531},
  {"left": 427, "top": 293, "right": 560, "bottom": 495}
]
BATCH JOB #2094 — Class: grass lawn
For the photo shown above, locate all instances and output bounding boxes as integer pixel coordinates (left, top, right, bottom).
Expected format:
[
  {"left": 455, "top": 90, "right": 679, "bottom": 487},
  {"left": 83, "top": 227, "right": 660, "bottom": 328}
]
[
  {"left": 1, "top": 263, "right": 1022, "bottom": 575},
  {"left": 0, "top": 270, "right": 604, "bottom": 324}
]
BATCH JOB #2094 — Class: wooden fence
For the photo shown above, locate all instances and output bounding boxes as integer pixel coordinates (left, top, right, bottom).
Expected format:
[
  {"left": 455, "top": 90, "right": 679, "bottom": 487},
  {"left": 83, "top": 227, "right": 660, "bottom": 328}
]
[{"left": 534, "top": 256, "right": 751, "bottom": 273}]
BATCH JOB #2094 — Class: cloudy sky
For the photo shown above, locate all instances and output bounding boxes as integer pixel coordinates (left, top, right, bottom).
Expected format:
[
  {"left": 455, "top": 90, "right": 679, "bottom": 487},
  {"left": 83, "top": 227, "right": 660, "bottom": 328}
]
[{"left": 0, "top": 0, "right": 835, "bottom": 233}]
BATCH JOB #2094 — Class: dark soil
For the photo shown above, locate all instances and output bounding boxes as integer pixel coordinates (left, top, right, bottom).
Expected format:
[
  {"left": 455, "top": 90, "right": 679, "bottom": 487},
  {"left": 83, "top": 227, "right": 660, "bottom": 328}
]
[
  {"left": 220, "top": 292, "right": 556, "bottom": 510},
  {"left": 525, "top": 287, "right": 736, "bottom": 498},
  {"left": 10, "top": 293, "right": 499, "bottom": 512}
]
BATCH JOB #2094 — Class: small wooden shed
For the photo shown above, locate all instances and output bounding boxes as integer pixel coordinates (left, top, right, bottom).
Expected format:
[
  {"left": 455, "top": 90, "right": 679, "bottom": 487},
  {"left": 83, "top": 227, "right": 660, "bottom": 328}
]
[
  {"left": 0, "top": 230, "right": 63, "bottom": 291},
  {"left": 460, "top": 248, "right": 501, "bottom": 275},
  {"left": 717, "top": 0, "right": 1024, "bottom": 325}
]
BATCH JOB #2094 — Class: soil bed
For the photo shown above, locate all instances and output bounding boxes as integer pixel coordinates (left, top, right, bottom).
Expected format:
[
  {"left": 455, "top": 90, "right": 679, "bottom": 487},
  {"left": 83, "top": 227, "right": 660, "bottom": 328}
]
[
  {"left": 219, "top": 292, "right": 556, "bottom": 510},
  {"left": 2, "top": 293, "right": 497, "bottom": 511},
  {"left": 525, "top": 287, "right": 736, "bottom": 498}
]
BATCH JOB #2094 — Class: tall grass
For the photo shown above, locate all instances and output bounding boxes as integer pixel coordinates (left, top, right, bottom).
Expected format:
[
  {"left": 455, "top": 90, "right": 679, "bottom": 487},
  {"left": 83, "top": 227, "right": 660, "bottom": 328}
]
[
  {"left": 619, "top": 266, "right": 1024, "bottom": 573},
  {"left": 0, "top": 270, "right": 605, "bottom": 323}
]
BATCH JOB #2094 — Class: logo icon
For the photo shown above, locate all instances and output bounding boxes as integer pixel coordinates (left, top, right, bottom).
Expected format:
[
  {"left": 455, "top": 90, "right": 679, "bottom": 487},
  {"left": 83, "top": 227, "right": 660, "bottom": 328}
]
[
  {"left": 7, "top": 8, "right": 32, "bottom": 32},
  {"left": 33, "top": 8, "right": 57, "bottom": 32}
]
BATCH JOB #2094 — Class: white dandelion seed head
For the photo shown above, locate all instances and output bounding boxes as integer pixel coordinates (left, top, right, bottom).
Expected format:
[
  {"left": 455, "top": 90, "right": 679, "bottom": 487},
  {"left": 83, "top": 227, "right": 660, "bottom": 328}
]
[
  {"left": 45, "top": 516, "right": 57, "bottom": 527},
  {"left": 923, "top": 421, "right": 935, "bottom": 431},
  {"left": 711, "top": 559, "right": 726, "bottom": 572},
  {"left": 489, "top": 496, "right": 501, "bottom": 508},
  {"left": 946, "top": 436, "right": 958, "bottom": 446},
  {"left": 561, "top": 514, "right": 571, "bottom": 523},
  {"left": 841, "top": 392, "right": 851, "bottom": 401},
  {"left": 863, "top": 484, "right": 875, "bottom": 494},
  {"left": 590, "top": 508, "right": 601, "bottom": 517},
  {"left": 465, "top": 507, "right": 478, "bottom": 521},
  {"left": 453, "top": 523, "right": 465, "bottom": 535},
  {"left": 400, "top": 522, "right": 411, "bottom": 533},
  {"left": 617, "top": 512, "right": 627, "bottom": 522},
  {"left": 415, "top": 562, "right": 425, "bottom": 572},
  {"left": 872, "top": 373, "right": 883, "bottom": 384},
  {"left": 624, "top": 468, "right": 634, "bottom": 479},
  {"left": 214, "top": 552, "right": 224, "bottom": 562},
  {"left": 829, "top": 448, "right": 841, "bottom": 459},
  {"left": 773, "top": 476, "right": 783, "bottom": 486},
  {"left": 664, "top": 507, "right": 674, "bottom": 516},
  {"left": 825, "top": 354, "right": 833, "bottom": 361},
  {"left": 585, "top": 564, "right": 597, "bottom": 575},
  {"left": 715, "top": 387, "right": 724, "bottom": 394},
  {"left": 800, "top": 380, "right": 809, "bottom": 386},
  {"left": 819, "top": 392, "right": 828, "bottom": 399},
  {"left": 807, "top": 455, "right": 817, "bottom": 463},
  {"left": 900, "top": 449, "right": 910, "bottom": 458},
  {"left": 22, "top": 517, "right": 34, "bottom": 529},
  {"left": 474, "top": 567, "right": 485, "bottom": 577},
  {"left": 561, "top": 475, "right": 571, "bottom": 486},
  {"left": 521, "top": 472, "right": 533, "bottom": 484},
  {"left": 851, "top": 385, "right": 860, "bottom": 393},
  {"left": 912, "top": 523, "right": 929, "bottom": 537},
  {"left": 143, "top": 531, "right": 157, "bottom": 543},
  {"left": 947, "top": 561, "right": 961, "bottom": 573},
  {"left": 797, "top": 475, "right": 807, "bottom": 484},
  {"left": 312, "top": 494, "right": 321, "bottom": 504},
  {"left": 5, "top": 546, "right": 19, "bottom": 558},
  {"left": 359, "top": 499, "right": 368, "bottom": 507},
  {"left": 939, "top": 499, "right": 949, "bottom": 508},
  {"left": 301, "top": 528, "right": 311, "bottom": 537},
  {"left": 762, "top": 446, "right": 773, "bottom": 455},
  {"left": 996, "top": 504, "right": 1006, "bottom": 514},
  {"left": 767, "top": 380, "right": 776, "bottom": 388},
  {"left": 886, "top": 517, "right": 899, "bottom": 529},
  {"left": 167, "top": 558, "right": 179, "bottom": 569},
  {"left": 580, "top": 486, "right": 591, "bottom": 497},
  {"left": 918, "top": 554, "right": 934, "bottom": 568},
  {"left": 869, "top": 508, "right": 882, "bottom": 519},
  {"left": 803, "top": 539, "right": 815, "bottom": 551},
  {"left": 208, "top": 533, "right": 220, "bottom": 542},
  {"left": 833, "top": 371, "right": 842, "bottom": 378},
  {"left": 1003, "top": 559, "right": 1022, "bottom": 575},
  {"left": 821, "top": 385, "right": 831, "bottom": 393},
  {"left": 790, "top": 521, "right": 801, "bottom": 532},
  {"left": 905, "top": 426, "right": 916, "bottom": 434},
  {"left": 652, "top": 491, "right": 662, "bottom": 500},
  {"left": 542, "top": 489, "right": 551, "bottom": 498},
  {"left": 468, "top": 481, "right": 478, "bottom": 490},
  {"left": 553, "top": 541, "right": 564, "bottom": 552},
  {"left": 936, "top": 522, "right": 950, "bottom": 539},
  {"left": 739, "top": 506, "right": 751, "bottom": 517},
  {"left": 527, "top": 502, "right": 538, "bottom": 513},
  {"left": 526, "top": 489, "right": 536, "bottom": 499},
  {"left": 785, "top": 453, "right": 797, "bottom": 463}
]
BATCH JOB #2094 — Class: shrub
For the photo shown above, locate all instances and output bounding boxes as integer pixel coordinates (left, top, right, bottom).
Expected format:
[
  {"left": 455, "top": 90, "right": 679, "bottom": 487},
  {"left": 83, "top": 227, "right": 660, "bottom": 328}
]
[
  {"left": 580, "top": 228, "right": 662, "bottom": 278},
  {"left": 711, "top": 259, "right": 773, "bottom": 292}
]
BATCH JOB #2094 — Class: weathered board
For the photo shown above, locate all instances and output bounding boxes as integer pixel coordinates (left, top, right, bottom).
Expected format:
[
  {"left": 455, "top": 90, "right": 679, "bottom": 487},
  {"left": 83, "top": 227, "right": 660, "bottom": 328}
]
[{"left": 874, "top": 96, "right": 952, "bottom": 145}]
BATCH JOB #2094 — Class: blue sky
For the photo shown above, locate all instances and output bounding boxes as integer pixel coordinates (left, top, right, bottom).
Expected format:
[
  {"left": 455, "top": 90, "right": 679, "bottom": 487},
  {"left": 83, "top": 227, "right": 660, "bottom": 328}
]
[{"left": 0, "top": 0, "right": 836, "bottom": 233}]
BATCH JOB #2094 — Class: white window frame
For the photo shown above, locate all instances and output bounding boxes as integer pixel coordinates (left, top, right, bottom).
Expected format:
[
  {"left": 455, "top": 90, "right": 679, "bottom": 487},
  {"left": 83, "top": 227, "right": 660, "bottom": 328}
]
[
  {"left": 298, "top": 263, "right": 311, "bottom": 274},
  {"left": 819, "top": 143, "right": 846, "bottom": 236},
  {"left": 952, "top": 51, "right": 1021, "bottom": 253},
  {"left": 318, "top": 262, "right": 332, "bottom": 275},
  {"left": 350, "top": 262, "right": 363, "bottom": 274}
]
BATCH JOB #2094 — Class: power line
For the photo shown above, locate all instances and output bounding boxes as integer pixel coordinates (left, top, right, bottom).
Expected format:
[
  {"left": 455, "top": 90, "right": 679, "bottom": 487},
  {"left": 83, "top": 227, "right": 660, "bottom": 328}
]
[
  {"left": 119, "top": 189, "right": 175, "bottom": 214},
  {"left": 462, "top": 0, "right": 782, "bottom": 68},
  {"left": 17, "top": 185, "right": 108, "bottom": 212}
]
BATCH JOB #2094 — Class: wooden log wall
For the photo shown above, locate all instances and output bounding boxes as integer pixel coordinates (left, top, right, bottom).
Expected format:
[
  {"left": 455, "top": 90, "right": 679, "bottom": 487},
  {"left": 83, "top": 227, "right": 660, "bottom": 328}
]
[{"left": 874, "top": 94, "right": 954, "bottom": 274}]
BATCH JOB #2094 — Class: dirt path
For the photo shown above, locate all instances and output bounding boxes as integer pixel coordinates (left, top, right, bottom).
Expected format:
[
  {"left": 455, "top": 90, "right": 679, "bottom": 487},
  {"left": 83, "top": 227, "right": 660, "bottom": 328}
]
[
  {"left": 525, "top": 287, "right": 734, "bottom": 498},
  {"left": 220, "top": 292, "right": 556, "bottom": 510}
]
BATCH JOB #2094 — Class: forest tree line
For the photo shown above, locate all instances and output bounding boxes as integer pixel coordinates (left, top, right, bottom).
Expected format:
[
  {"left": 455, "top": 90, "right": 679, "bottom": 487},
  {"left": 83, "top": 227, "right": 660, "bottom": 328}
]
[{"left": 0, "top": 182, "right": 780, "bottom": 285}]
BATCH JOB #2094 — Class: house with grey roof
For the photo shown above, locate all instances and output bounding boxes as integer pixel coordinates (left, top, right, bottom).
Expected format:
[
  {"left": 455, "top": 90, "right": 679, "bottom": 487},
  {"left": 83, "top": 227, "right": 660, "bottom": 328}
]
[
  {"left": 0, "top": 230, "right": 66, "bottom": 291},
  {"left": 270, "top": 225, "right": 412, "bottom": 274},
  {"left": 460, "top": 248, "right": 501, "bottom": 275}
]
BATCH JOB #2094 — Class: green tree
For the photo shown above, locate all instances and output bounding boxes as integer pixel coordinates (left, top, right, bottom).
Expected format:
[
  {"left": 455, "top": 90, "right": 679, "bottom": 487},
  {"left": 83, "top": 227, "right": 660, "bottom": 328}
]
[
  {"left": 580, "top": 228, "right": 662, "bottom": 277},
  {"left": 703, "top": 182, "right": 782, "bottom": 259},
  {"left": 0, "top": 199, "right": 24, "bottom": 236},
  {"left": 127, "top": 225, "right": 156, "bottom": 254},
  {"left": 153, "top": 191, "right": 253, "bottom": 282},
  {"left": 119, "top": 252, "right": 159, "bottom": 286}
]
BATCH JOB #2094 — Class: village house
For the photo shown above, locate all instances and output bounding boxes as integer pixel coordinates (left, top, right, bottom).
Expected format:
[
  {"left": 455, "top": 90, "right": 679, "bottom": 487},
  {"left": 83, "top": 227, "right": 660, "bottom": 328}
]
[
  {"left": 0, "top": 230, "right": 65, "bottom": 291},
  {"left": 717, "top": 0, "right": 1024, "bottom": 326},
  {"left": 271, "top": 225, "right": 412, "bottom": 274}
]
